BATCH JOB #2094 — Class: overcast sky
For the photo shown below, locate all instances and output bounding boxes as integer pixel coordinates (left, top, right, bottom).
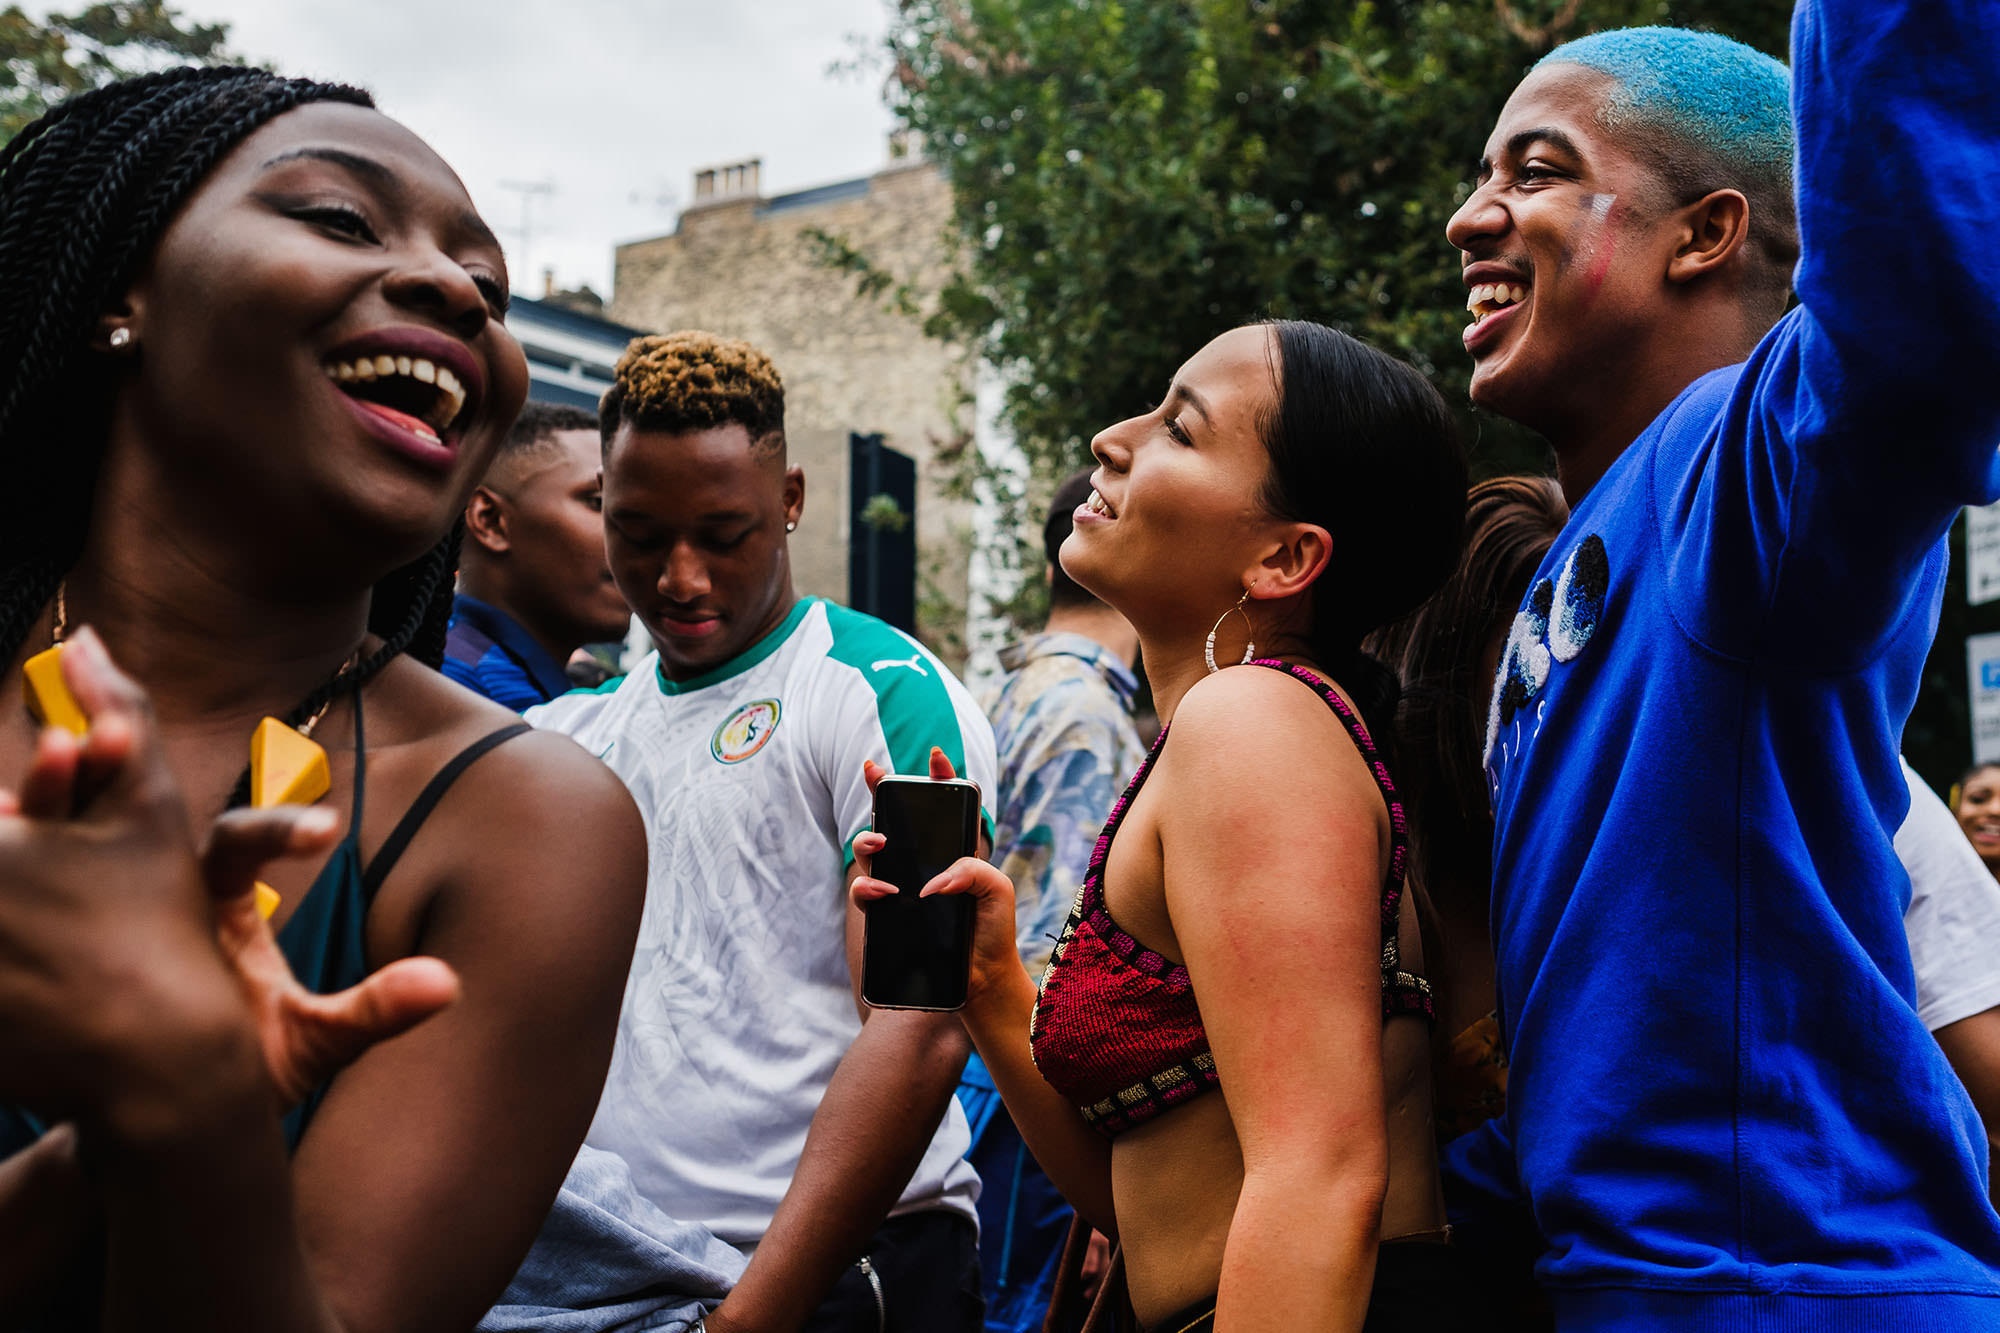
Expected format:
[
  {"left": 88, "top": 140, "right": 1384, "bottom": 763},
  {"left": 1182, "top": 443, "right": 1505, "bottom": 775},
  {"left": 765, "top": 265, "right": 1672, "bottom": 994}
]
[{"left": 187, "top": 0, "right": 898, "bottom": 302}]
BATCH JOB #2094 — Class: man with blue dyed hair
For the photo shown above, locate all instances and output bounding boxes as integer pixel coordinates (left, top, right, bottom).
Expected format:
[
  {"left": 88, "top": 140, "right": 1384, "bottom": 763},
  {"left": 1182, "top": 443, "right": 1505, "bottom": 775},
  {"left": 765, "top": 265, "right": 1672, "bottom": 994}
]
[{"left": 1446, "top": 4, "right": 2000, "bottom": 1328}]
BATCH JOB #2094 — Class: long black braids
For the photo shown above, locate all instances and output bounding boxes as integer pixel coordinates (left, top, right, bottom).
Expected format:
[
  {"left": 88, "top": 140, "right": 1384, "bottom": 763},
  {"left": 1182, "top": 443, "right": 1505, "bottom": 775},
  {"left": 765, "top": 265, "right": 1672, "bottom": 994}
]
[{"left": 0, "top": 67, "right": 466, "bottom": 801}]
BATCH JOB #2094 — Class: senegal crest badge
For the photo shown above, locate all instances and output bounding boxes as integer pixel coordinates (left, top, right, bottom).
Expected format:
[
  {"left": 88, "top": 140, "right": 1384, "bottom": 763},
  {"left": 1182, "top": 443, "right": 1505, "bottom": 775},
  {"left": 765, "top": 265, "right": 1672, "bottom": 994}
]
[{"left": 711, "top": 698, "right": 782, "bottom": 764}]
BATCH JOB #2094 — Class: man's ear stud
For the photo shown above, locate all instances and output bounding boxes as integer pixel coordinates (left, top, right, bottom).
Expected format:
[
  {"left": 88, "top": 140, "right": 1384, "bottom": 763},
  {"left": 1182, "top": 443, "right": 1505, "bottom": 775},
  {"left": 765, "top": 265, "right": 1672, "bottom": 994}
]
[{"left": 108, "top": 327, "right": 132, "bottom": 349}]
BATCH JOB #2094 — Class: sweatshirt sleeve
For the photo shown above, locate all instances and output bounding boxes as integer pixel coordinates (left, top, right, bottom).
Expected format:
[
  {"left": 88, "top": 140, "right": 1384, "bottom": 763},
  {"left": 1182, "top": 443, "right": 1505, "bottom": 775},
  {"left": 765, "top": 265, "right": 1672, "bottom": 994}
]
[{"left": 1669, "top": 0, "right": 2000, "bottom": 665}]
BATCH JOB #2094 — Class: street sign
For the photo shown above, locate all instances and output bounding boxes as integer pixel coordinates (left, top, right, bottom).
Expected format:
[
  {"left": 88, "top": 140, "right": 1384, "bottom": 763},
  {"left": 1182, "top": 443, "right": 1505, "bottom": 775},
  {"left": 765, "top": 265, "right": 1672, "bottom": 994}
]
[
  {"left": 1969, "top": 632, "right": 2000, "bottom": 763},
  {"left": 1967, "top": 501, "right": 2000, "bottom": 605}
]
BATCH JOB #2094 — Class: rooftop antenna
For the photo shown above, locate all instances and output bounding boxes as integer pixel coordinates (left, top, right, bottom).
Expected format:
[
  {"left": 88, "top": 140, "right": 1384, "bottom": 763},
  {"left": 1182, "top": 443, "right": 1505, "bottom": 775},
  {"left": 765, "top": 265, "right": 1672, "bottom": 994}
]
[{"left": 497, "top": 179, "right": 556, "bottom": 292}]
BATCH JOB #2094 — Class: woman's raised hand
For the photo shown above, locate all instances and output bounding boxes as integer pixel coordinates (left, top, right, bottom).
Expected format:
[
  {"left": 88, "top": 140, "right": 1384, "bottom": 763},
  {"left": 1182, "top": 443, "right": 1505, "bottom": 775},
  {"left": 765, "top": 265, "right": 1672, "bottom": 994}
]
[
  {"left": 0, "top": 628, "right": 459, "bottom": 1123},
  {"left": 200, "top": 808, "right": 460, "bottom": 1107},
  {"left": 851, "top": 746, "right": 1029, "bottom": 1011},
  {"left": 0, "top": 627, "right": 261, "bottom": 1127}
]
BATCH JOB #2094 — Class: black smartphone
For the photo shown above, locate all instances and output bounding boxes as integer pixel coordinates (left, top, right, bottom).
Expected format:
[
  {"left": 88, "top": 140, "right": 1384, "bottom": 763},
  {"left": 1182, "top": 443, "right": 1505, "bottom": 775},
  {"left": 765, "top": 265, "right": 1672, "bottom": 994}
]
[{"left": 861, "top": 775, "right": 982, "bottom": 1011}]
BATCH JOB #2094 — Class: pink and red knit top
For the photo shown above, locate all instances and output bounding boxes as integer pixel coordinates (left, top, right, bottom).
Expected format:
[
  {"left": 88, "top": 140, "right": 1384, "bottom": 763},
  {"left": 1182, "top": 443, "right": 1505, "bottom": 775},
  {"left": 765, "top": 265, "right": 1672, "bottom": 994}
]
[{"left": 1028, "top": 659, "right": 1433, "bottom": 1138}]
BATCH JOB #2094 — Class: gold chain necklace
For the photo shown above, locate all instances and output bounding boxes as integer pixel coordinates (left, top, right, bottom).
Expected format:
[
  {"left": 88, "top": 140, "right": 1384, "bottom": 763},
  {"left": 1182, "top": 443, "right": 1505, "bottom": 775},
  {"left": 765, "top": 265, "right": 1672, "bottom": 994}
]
[{"left": 46, "top": 580, "right": 357, "bottom": 736}]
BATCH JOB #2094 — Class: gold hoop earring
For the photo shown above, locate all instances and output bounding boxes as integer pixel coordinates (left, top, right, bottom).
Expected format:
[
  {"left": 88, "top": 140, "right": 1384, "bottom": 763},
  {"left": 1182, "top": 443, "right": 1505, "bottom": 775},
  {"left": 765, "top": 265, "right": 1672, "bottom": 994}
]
[{"left": 1204, "top": 588, "right": 1255, "bottom": 674}]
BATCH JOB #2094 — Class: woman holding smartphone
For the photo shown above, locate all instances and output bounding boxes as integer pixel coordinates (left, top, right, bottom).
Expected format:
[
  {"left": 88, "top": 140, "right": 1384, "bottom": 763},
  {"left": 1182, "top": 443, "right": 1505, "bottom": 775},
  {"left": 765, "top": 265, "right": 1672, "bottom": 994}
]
[
  {"left": 0, "top": 67, "right": 644, "bottom": 1329},
  {"left": 854, "top": 320, "right": 1468, "bottom": 1330}
]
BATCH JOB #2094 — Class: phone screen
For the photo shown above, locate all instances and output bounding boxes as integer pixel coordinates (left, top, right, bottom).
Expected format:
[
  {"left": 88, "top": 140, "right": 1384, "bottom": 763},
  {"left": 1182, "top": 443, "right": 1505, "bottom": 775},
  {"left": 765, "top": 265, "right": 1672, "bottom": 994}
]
[{"left": 862, "top": 777, "right": 981, "bottom": 1011}]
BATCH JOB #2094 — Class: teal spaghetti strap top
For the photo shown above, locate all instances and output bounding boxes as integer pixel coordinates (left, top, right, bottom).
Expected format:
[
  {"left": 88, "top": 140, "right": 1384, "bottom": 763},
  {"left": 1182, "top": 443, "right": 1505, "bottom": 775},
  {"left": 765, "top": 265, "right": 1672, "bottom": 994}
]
[
  {"left": 0, "top": 689, "right": 530, "bottom": 1328},
  {"left": 279, "top": 694, "right": 531, "bottom": 1147}
]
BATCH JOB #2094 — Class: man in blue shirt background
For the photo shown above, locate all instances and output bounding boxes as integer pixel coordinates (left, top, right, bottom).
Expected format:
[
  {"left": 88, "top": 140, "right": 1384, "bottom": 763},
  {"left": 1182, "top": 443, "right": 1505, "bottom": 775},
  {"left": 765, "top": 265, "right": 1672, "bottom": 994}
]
[{"left": 445, "top": 402, "right": 634, "bottom": 710}]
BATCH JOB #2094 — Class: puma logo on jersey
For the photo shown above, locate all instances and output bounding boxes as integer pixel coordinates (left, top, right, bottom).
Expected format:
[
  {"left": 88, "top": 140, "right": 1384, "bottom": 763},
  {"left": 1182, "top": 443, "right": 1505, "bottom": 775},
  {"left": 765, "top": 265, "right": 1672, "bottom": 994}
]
[{"left": 870, "top": 654, "right": 929, "bottom": 677}]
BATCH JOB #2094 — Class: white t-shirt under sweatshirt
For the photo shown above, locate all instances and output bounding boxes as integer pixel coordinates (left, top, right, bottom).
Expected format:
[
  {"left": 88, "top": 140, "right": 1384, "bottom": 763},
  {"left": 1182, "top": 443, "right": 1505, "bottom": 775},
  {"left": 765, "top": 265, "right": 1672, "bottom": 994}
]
[
  {"left": 530, "top": 597, "right": 996, "bottom": 1243},
  {"left": 1897, "top": 757, "right": 2000, "bottom": 1033}
]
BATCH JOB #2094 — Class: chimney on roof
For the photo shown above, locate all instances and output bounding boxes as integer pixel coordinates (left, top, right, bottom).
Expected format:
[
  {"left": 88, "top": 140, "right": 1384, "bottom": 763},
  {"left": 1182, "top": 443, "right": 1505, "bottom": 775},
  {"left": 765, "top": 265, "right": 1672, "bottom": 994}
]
[{"left": 693, "top": 157, "right": 762, "bottom": 203}]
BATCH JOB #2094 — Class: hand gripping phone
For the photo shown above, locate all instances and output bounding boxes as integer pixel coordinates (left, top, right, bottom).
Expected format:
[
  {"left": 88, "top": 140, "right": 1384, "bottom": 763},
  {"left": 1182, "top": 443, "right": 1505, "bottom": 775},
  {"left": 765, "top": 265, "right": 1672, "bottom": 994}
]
[{"left": 861, "top": 775, "right": 982, "bottom": 1011}]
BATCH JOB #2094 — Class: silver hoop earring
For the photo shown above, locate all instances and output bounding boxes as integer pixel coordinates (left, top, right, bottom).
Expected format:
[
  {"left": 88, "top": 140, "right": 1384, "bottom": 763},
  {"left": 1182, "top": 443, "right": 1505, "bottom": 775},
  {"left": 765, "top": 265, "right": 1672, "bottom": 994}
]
[
  {"left": 108, "top": 327, "right": 132, "bottom": 349},
  {"left": 1204, "top": 588, "right": 1255, "bottom": 674}
]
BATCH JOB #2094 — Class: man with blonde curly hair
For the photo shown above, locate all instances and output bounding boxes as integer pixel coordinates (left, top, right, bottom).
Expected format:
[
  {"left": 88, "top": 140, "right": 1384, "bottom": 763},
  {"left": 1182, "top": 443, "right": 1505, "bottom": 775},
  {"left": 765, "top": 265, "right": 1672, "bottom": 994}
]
[{"left": 531, "top": 331, "right": 996, "bottom": 1331}]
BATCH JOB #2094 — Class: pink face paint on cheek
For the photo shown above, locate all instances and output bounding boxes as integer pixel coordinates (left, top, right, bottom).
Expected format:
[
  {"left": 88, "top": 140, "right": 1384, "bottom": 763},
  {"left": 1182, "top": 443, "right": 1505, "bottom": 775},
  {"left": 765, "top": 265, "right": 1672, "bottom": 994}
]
[{"left": 1580, "top": 196, "right": 1621, "bottom": 300}]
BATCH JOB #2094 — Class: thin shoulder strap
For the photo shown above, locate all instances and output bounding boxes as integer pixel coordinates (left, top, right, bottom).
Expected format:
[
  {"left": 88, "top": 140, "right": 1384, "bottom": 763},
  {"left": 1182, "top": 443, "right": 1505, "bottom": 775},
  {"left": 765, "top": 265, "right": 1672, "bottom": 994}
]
[
  {"left": 361, "top": 722, "right": 532, "bottom": 895},
  {"left": 1249, "top": 659, "right": 1433, "bottom": 1021},
  {"left": 1248, "top": 659, "right": 1406, "bottom": 855},
  {"left": 347, "top": 684, "right": 367, "bottom": 826}
]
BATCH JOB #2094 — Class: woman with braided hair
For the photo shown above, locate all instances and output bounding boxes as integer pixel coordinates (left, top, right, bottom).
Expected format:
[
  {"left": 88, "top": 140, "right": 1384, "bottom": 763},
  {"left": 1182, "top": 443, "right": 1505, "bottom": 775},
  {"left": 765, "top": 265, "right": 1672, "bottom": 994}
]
[{"left": 0, "top": 68, "right": 645, "bottom": 1328}]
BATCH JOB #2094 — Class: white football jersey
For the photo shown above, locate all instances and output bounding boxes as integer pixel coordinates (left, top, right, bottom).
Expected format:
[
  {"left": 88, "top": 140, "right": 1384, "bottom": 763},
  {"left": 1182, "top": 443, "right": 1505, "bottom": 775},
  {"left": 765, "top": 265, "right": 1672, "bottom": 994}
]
[{"left": 531, "top": 597, "right": 996, "bottom": 1243}]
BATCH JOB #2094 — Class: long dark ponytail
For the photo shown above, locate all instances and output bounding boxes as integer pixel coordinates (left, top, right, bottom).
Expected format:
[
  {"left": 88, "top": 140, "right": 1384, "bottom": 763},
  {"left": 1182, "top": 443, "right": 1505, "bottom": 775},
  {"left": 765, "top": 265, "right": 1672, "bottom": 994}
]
[
  {"left": 0, "top": 67, "right": 464, "bottom": 794},
  {"left": 1255, "top": 320, "right": 1467, "bottom": 736}
]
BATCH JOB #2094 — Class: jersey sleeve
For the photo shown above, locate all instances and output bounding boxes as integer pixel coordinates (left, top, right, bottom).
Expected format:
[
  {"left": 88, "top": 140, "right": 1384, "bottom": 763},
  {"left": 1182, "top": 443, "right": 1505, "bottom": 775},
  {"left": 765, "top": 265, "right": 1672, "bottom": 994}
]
[
  {"left": 818, "top": 634, "right": 999, "bottom": 867},
  {"left": 523, "top": 676, "right": 626, "bottom": 742},
  {"left": 1666, "top": 0, "right": 2000, "bottom": 665}
]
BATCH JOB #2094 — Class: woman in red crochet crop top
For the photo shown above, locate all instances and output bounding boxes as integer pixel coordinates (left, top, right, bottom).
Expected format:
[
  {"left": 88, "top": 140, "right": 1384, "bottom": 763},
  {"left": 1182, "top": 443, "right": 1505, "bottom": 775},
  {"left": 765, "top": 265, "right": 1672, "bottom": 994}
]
[{"left": 852, "top": 321, "right": 1470, "bottom": 1331}]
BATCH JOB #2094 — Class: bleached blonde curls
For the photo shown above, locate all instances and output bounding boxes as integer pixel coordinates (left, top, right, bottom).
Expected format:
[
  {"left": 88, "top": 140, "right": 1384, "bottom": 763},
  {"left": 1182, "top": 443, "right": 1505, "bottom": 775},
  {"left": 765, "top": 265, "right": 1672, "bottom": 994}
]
[{"left": 598, "top": 330, "right": 785, "bottom": 454}]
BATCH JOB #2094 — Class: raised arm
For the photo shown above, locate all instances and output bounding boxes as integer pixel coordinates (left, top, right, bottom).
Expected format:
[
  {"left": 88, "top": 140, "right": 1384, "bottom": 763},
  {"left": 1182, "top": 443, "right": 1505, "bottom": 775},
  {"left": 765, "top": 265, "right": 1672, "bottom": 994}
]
[
  {"left": 1691, "top": 0, "right": 2000, "bottom": 658},
  {"left": 1162, "top": 670, "right": 1391, "bottom": 1331}
]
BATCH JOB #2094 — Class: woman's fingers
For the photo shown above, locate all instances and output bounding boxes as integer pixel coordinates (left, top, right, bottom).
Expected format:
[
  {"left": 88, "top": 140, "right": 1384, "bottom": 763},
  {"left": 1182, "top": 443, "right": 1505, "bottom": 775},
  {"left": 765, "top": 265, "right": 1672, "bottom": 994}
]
[
  {"left": 850, "top": 828, "right": 884, "bottom": 878},
  {"left": 850, "top": 875, "right": 899, "bottom": 902},
  {"left": 920, "top": 856, "right": 1003, "bottom": 897},
  {"left": 199, "top": 806, "right": 341, "bottom": 904},
  {"left": 279, "top": 957, "right": 460, "bottom": 1098},
  {"left": 56, "top": 628, "right": 176, "bottom": 817},
  {"left": 16, "top": 728, "right": 80, "bottom": 819},
  {"left": 868, "top": 748, "right": 970, "bottom": 786}
]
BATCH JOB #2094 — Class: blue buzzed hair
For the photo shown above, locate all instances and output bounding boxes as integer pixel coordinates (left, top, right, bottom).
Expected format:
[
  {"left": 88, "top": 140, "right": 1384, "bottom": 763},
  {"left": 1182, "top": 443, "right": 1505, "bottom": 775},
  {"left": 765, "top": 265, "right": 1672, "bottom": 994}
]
[
  {"left": 1538, "top": 27, "right": 1798, "bottom": 310},
  {"left": 1538, "top": 27, "right": 1793, "bottom": 175}
]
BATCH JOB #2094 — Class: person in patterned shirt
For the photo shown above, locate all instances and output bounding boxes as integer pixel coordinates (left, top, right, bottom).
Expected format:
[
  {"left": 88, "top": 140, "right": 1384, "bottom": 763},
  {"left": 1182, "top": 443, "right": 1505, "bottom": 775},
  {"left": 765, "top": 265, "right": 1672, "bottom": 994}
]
[{"left": 961, "top": 469, "right": 1144, "bottom": 1332}]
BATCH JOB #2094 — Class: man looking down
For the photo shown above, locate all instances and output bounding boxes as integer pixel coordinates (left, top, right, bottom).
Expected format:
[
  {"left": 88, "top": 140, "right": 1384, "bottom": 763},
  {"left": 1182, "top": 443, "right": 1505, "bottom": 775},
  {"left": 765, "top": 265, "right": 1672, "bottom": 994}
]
[
  {"left": 1445, "top": 10, "right": 2000, "bottom": 1328},
  {"left": 530, "top": 332, "right": 995, "bottom": 1331}
]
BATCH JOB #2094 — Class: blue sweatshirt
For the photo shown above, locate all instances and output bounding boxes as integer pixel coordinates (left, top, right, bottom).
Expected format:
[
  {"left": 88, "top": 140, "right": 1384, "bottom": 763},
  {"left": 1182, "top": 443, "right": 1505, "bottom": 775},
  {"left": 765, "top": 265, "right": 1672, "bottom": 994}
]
[{"left": 1448, "top": 1, "right": 2000, "bottom": 1327}]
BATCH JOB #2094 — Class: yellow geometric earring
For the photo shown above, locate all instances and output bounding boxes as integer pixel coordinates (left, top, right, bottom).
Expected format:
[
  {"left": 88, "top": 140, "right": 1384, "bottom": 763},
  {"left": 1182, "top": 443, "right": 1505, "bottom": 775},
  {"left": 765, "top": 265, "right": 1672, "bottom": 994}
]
[{"left": 23, "top": 584, "right": 335, "bottom": 921}]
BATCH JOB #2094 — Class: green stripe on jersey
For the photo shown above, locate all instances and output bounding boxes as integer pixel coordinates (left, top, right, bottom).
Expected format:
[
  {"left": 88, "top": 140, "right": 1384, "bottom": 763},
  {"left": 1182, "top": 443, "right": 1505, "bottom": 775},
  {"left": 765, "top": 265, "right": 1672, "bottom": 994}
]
[
  {"left": 560, "top": 673, "right": 628, "bottom": 699},
  {"left": 654, "top": 597, "right": 813, "bottom": 696},
  {"left": 821, "top": 601, "right": 968, "bottom": 780}
]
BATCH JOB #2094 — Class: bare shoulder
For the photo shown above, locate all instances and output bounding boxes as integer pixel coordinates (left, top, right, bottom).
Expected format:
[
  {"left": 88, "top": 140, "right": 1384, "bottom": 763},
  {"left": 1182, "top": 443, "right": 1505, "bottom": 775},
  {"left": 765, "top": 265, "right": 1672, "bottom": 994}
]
[
  {"left": 1169, "top": 664, "right": 1342, "bottom": 756},
  {"left": 361, "top": 657, "right": 646, "bottom": 955},
  {"left": 1162, "top": 665, "right": 1381, "bottom": 811},
  {"left": 374, "top": 651, "right": 534, "bottom": 742}
]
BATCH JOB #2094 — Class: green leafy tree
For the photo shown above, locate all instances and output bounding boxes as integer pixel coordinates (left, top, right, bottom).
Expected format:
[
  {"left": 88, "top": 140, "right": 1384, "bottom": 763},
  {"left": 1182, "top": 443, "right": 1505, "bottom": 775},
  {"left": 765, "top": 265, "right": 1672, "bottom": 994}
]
[
  {"left": 2, "top": 1, "right": 235, "bottom": 144},
  {"left": 872, "top": 0, "right": 1792, "bottom": 484}
]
